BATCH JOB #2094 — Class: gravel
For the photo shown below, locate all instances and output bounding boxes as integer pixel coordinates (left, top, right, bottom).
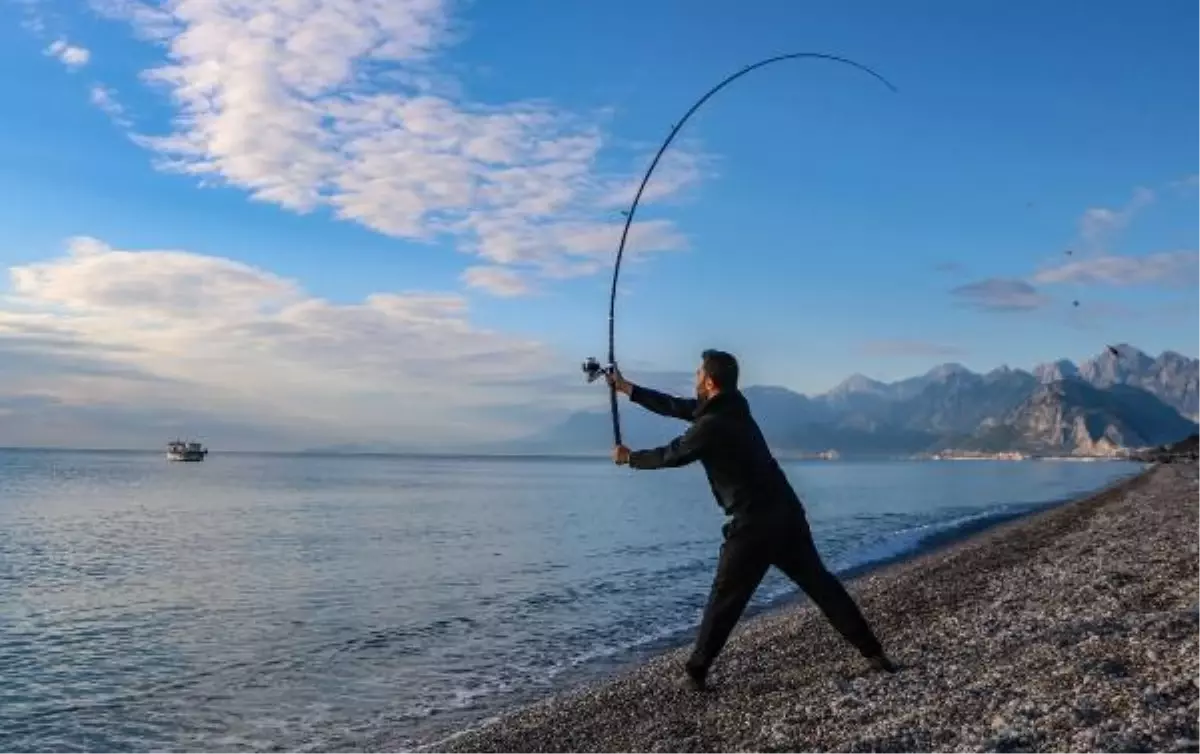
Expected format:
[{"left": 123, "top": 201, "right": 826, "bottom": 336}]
[{"left": 428, "top": 463, "right": 1199, "bottom": 753}]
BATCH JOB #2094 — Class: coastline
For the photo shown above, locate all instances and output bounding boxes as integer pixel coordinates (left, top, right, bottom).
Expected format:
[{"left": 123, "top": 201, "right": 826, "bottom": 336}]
[{"left": 428, "top": 463, "right": 1198, "bottom": 753}]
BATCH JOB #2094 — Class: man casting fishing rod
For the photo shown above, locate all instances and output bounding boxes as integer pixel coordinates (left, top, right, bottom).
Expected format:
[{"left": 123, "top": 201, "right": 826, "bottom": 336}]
[{"left": 607, "top": 349, "right": 896, "bottom": 690}]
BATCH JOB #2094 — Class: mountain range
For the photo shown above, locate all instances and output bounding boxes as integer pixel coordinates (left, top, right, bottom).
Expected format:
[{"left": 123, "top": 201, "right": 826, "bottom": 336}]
[{"left": 510, "top": 344, "right": 1198, "bottom": 457}]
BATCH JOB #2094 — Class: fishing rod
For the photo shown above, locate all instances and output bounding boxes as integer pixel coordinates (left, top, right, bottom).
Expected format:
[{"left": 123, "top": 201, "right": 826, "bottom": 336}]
[{"left": 582, "top": 52, "right": 898, "bottom": 446}]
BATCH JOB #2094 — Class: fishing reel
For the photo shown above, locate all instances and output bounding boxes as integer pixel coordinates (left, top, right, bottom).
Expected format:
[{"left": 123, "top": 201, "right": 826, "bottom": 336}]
[{"left": 581, "top": 356, "right": 615, "bottom": 384}]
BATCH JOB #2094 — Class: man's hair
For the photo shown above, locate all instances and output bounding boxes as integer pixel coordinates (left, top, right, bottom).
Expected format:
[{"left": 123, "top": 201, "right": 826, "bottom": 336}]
[{"left": 701, "top": 349, "right": 739, "bottom": 391}]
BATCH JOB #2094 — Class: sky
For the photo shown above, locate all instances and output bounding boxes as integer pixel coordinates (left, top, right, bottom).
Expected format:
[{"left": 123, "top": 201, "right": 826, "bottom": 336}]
[{"left": 0, "top": 0, "right": 1196, "bottom": 450}]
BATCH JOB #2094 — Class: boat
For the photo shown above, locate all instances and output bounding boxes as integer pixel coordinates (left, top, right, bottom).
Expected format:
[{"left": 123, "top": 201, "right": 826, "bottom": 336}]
[{"left": 166, "top": 439, "right": 208, "bottom": 462}]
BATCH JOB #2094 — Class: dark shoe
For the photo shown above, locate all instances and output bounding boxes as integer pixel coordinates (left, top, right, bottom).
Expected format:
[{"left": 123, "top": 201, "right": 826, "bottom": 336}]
[
  {"left": 867, "top": 653, "right": 897, "bottom": 673},
  {"left": 681, "top": 663, "right": 708, "bottom": 691}
]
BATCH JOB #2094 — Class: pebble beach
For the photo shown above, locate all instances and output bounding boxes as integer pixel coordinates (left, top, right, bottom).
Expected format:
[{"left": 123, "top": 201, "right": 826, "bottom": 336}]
[{"left": 433, "top": 462, "right": 1199, "bottom": 753}]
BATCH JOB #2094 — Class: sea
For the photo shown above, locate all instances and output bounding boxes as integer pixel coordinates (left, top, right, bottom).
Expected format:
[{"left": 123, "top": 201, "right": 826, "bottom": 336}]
[{"left": 0, "top": 449, "right": 1144, "bottom": 752}]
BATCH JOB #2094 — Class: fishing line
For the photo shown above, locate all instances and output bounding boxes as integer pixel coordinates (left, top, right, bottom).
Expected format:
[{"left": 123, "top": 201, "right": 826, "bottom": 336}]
[{"left": 582, "top": 52, "right": 899, "bottom": 446}]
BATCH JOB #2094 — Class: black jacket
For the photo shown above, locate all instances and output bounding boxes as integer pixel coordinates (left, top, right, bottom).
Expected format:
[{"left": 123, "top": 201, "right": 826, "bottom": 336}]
[{"left": 628, "top": 385, "right": 804, "bottom": 521}]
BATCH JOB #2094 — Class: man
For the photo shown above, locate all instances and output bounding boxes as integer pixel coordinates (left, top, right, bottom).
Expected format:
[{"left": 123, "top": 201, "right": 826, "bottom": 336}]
[{"left": 608, "top": 349, "right": 896, "bottom": 690}]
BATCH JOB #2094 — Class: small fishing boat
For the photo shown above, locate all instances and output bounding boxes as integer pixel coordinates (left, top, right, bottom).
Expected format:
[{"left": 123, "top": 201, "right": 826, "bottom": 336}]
[{"left": 166, "top": 439, "right": 208, "bottom": 462}]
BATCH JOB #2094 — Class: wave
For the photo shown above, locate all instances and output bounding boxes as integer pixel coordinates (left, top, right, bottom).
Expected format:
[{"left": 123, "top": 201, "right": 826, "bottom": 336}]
[{"left": 828, "top": 501, "right": 1056, "bottom": 577}]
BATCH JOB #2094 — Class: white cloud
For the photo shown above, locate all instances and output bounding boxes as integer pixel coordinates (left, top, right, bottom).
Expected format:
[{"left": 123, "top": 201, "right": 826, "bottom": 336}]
[
  {"left": 1, "top": 237, "right": 593, "bottom": 448},
  {"left": 1031, "top": 250, "right": 1198, "bottom": 288},
  {"left": 950, "top": 278, "right": 1048, "bottom": 312},
  {"left": 461, "top": 266, "right": 532, "bottom": 297},
  {"left": 1078, "top": 186, "right": 1154, "bottom": 252},
  {"left": 46, "top": 38, "right": 91, "bottom": 68},
  {"left": 89, "top": 0, "right": 707, "bottom": 293},
  {"left": 89, "top": 84, "right": 131, "bottom": 126},
  {"left": 598, "top": 146, "right": 713, "bottom": 209}
]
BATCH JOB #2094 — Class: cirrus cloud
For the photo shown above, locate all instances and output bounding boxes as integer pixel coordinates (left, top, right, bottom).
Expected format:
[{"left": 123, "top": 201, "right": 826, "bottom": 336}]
[
  {"left": 950, "top": 278, "right": 1049, "bottom": 312},
  {"left": 1031, "top": 250, "right": 1198, "bottom": 288},
  {"left": 85, "top": 0, "right": 706, "bottom": 293},
  {"left": 89, "top": 84, "right": 131, "bottom": 127},
  {"left": 460, "top": 266, "right": 532, "bottom": 297},
  {"left": 1078, "top": 186, "right": 1155, "bottom": 252}
]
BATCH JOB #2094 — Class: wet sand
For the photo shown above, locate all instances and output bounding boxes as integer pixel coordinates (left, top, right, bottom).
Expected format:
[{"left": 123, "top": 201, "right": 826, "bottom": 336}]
[{"left": 433, "top": 463, "right": 1199, "bottom": 753}]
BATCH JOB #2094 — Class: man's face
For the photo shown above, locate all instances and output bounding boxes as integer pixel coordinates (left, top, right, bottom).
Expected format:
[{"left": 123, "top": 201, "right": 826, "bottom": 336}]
[{"left": 695, "top": 364, "right": 714, "bottom": 401}]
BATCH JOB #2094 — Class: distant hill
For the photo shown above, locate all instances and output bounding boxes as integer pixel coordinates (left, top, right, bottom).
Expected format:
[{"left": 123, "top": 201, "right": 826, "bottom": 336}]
[
  {"left": 946, "top": 379, "right": 1198, "bottom": 455},
  {"left": 1130, "top": 433, "right": 1199, "bottom": 464},
  {"left": 885, "top": 366, "right": 1038, "bottom": 436},
  {"left": 1074, "top": 345, "right": 1198, "bottom": 420},
  {"left": 506, "top": 344, "right": 1198, "bottom": 457}
]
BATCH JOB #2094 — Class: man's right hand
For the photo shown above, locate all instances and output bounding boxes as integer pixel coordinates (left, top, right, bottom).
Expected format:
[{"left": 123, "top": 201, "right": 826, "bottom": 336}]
[{"left": 606, "top": 368, "right": 632, "bottom": 395}]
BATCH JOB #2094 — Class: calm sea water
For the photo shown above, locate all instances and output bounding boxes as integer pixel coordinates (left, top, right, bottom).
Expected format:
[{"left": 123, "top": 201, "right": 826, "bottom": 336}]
[{"left": 0, "top": 450, "right": 1142, "bottom": 752}]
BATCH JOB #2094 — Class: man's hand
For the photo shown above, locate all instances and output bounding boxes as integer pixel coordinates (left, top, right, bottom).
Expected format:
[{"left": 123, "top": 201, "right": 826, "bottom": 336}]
[
  {"left": 606, "top": 368, "right": 632, "bottom": 396},
  {"left": 613, "top": 445, "right": 631, "bottom": 465}
]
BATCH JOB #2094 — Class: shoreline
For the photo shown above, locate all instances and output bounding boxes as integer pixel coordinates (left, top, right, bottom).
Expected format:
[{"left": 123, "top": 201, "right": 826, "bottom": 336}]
[
  {"left": 398, "top": 466, "right": 1144, "bottom": 749},
  {"left": 427, "top": 463, "right": 1198, "bottom": 752},
  {"left": 0, "top": 447, "right": 1148, "bottom": 463}
]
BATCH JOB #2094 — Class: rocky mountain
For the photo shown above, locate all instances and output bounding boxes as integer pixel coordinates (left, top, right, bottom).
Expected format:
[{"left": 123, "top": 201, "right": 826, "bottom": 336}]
[
  {"left": 1033, "top": 359, "right": 1079, "bottom": 384},
  {"left": 507, "top": 381, "right": 973, "bottom": 457},
  {"left": 824, "top": 373, "right": 890, "bottom": 402},
  {"left": 954, "top": 379, "right": 1198, "bottom": 455},
  {"left": 514, "top": 344, "right": 1197, "bottom": 456},
  {"left": 824, "top": 363, "right": 974, "bottom": 409},
  {"left": 885, "top": 367, "right": 1038, "bottom": 436},
  {"left": 1040, "top": 344, "right": 1198, "bottom": 420}
]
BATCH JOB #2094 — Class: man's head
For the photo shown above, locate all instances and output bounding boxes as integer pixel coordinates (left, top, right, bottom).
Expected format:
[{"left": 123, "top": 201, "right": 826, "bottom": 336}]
[{"left": 696, "top": 349, "right": 739, "bottom": 401}]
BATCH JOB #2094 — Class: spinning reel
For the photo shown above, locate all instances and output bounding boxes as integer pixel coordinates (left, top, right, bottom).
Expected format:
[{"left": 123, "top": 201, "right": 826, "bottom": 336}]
[{"left": 581, "top": 356, "right": 615, "bottom": 384}]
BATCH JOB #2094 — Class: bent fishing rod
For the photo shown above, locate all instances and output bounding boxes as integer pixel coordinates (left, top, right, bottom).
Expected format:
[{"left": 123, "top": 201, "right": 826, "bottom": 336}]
[{"left": 582, "top": 52, "right": 898, "bottom": 446}]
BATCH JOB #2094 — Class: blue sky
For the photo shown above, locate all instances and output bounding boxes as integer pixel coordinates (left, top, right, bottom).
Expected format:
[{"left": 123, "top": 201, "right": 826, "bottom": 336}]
[{"left": 0, "top": 0, "right": 1196, "bottom": 448}]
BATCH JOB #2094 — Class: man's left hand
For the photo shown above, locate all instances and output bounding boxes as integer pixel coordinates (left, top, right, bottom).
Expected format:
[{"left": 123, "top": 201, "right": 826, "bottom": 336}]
[{"left": 613, "top": 445, "right": 631, "bottom": 465}]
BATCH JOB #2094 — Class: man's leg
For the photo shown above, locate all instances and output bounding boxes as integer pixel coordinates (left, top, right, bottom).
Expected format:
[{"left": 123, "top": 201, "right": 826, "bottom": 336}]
[
  {"left": 686, "top": 532, "right": 770, "bottom": 685},
  {"left": 770, "top": 512, "right": 887, "bottom": 661}
]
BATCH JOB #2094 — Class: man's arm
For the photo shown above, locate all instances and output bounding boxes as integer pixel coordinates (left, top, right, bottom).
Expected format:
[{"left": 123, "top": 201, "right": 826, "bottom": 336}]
[
  {"left": 607, "top": 369, "right": 697, "bottom": 421},
  {"left": 627, "top": 416, "right": 713, "bottom": 470},
  {"left": 629, "top": 385, "right": 699, "bottom": 422}
]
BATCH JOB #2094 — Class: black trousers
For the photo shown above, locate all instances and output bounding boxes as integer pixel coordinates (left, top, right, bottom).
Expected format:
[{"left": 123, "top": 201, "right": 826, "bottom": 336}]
[{"left": 687, "top": 506, "right": 884, "bottom": 674}]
